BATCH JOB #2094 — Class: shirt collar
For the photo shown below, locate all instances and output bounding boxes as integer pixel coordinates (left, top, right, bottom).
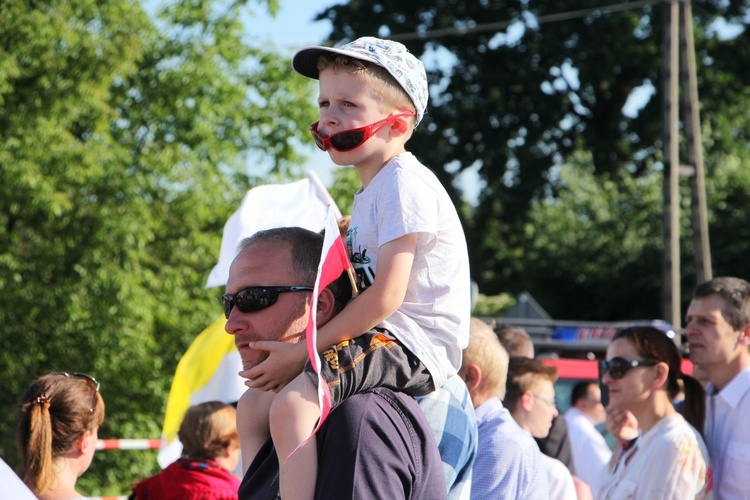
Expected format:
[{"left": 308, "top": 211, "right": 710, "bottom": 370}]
[{"left": 708, "top": 365, "right": 750, "bottom": 408}]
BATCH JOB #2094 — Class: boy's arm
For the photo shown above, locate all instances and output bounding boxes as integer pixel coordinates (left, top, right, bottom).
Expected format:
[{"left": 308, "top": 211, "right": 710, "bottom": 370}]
[{"left": 313, "top": 232, "right": 417, "bottom": 351}]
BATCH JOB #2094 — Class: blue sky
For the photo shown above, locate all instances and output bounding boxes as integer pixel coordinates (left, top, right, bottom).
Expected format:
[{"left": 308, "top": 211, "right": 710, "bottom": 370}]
[{"left": 245, "top": 1, "right": 335, "bottom": 49}]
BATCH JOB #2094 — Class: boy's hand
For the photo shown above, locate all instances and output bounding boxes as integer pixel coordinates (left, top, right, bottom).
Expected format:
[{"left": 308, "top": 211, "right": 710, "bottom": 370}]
[{"left": 240, "top": 341, "right": 308, "bottom": 393}]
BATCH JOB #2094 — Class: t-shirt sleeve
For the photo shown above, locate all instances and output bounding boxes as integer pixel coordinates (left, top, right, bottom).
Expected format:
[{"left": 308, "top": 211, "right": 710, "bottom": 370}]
[{"left": 375, "top": 170, "right": 439, "bottom": 248}]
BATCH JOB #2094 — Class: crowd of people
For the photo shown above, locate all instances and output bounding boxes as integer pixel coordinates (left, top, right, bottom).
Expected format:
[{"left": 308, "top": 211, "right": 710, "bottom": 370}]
[{"left": 4, "top": 34, "right": 749, "bottom": 500}]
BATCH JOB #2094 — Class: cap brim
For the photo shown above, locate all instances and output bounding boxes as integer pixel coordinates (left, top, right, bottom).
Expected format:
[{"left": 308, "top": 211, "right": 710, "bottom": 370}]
[{"left": 292, "top": 46, "right": 379, "bottom": 80}]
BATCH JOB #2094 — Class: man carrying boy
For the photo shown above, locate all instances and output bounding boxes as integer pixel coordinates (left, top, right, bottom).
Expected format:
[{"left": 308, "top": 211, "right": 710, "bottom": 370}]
[
  {"left": 226, "top": 227, "right": 446, "bottom": 499},
  {"left": 239, "top": 37, "right": 470, "bottom": 499}
]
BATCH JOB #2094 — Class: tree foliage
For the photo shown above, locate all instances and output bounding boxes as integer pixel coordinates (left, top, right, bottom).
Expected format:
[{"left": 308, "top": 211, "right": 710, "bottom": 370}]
[
  {"left": 317, "top": 0, "right": 750, "bottom": 319},
  {"left": 0, "top": 0, "right": 315, "bottom": 494}
]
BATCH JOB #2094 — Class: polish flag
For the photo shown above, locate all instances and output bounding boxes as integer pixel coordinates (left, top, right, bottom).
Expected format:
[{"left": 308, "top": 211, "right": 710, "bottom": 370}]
[{"left": 306, "top": 205, "right": 353, "bottom": 434}]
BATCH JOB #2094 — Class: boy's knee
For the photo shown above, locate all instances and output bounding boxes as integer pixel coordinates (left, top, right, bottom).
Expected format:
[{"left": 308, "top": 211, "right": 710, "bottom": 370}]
[{"left": 269, "top": 389, "right": 295, "bottom": 432}]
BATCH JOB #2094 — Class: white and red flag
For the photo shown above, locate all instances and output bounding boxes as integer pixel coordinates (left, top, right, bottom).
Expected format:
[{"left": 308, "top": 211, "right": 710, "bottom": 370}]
[{"left": 306, "top": 204, "right": 354, "bottom": 434}]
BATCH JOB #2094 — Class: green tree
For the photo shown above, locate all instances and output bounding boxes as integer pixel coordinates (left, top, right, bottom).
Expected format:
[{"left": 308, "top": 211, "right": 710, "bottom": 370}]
[
  {"left": 318, "top": 0, "right": 750, "bottom": 319},
  {"left": 0, "top": 0, "right": 316, "bottom": 494}
]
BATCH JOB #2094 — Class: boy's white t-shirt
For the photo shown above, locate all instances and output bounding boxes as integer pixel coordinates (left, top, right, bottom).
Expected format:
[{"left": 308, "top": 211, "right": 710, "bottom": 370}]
[{"left": 347, "top": 152, "right": 471, "bottom": 387}]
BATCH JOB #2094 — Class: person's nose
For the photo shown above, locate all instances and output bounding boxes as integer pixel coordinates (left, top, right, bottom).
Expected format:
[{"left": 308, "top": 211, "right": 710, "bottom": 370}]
[
  {"left": 601, "top": 371, "right": 613, "bottom": 386},
  {"left": 319, "top": 107, "right": 340, "bottom": 128},
  {"left": 224, "top": 307, "right": 247, "bottom": 336},
  {"left": 684, "top": 320, "right": 698, "bottom": 338}
]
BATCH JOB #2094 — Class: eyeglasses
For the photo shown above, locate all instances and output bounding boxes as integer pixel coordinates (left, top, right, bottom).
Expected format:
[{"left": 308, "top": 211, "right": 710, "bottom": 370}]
[
  {"left": 52, "top": 372, "right": 100, "bottom": 412},
  {"left": 310, "top": 111, "right": 415, "bottom": 152},
  {"left": 221, "top": 286, "right": 314, "bottom": 318},
  {"left": 532, "top": 393, "right": 557, "bottom": 408},
  {"left": 599, "top": 357, "right": 658, "bottom": 380}
]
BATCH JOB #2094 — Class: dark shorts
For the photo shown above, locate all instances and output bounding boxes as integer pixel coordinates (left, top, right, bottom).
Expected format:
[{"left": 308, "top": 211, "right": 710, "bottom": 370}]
[{"left": 304, "top": 328, "right": 435, "bottom": 407}]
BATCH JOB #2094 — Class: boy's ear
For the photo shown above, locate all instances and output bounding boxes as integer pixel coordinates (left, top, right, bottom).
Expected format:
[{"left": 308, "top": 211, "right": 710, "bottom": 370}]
[
  {"left": 461, "top": 364, "right": 482, "bottom": 392},
  {"left": 389, "top": 116, "right": 411, "bottom": 136}
]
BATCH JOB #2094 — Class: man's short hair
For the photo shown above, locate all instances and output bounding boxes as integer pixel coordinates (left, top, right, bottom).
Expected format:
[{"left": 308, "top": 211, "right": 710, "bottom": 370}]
[
  {"left": 504, "top": 357, "right": 558, "bottom": 409},
  {"left": 693, "top": 276, "right": 750, "bottom": 330},
  {"left": 495, "top": 324, "right": 534, "bottom": 358},
  {"left": 237, "top": 227, "right": 352, "bottom": 312},
  {"left": 463, "top": 318, "right": 509, "bottom": 398},
  {"left": 570, "top": 381, "right": 597, "bottom": 407}
]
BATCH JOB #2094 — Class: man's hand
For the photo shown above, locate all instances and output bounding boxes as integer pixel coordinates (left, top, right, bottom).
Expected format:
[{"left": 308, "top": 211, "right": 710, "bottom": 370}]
[{"left": 240, "top": 341, "right": 308, "bottom": 393}]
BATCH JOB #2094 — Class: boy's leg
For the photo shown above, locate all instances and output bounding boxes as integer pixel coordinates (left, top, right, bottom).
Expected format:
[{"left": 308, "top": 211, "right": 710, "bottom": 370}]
[
  {"left": 270, "top": 373, "right": 320, "bottom": 500},
  {"left": 236, "top": 387, "right": 275, "bottom": 474}
]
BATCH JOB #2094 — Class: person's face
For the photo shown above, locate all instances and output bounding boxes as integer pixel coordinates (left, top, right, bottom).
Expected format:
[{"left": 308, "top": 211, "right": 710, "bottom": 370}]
[
  {"left": 527, "top": 379, "right": 558, "bottom": 438},
  {"left": 685, "top": 295, "right": 747, "bottom": 369},
  {"left": 317, "top": 68, "right": 391, "bottom": 166},
  {"left": 582, "top": 384, "right": 606, "bottom": 425},
  {"left": 224, "top": 243, "right": 311, "bottom": 371},
  {"left": 602, "top": 338, "right": 656, "bottom": 410}
]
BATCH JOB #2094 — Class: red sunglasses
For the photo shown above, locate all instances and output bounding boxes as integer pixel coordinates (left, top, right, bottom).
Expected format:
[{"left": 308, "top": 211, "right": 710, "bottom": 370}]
[{"left": 310, "top": 111, "right": 415, "bottom": 152}]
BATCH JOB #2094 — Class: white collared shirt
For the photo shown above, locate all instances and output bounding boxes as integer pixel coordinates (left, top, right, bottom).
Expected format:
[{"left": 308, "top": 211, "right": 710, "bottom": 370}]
[
  {"left": 564, "top": 407, "right": 612, "bottom": 490},
  {"left": 705, "top": 365, "right": 750, "bottom": 499}
]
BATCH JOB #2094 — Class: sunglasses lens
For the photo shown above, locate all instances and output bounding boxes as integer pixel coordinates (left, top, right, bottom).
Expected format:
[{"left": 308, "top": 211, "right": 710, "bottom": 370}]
[
  {"left": 601, "top": 358, "right": 627, "bottom": 379},
  {"left": 222, "top": 289, "right": 279, "bottom": 318},
  {"left": 331, "top": 130, "right": 365, "bottom": 151},
  {"left": 221, "top": 296, "right": 233, "bottom": 318},
  {"left": 236, "top": 289, "right": 278, "bottom": 313},
  {"left": 311, "top": 133, "right": 327, "bottom": 151}
]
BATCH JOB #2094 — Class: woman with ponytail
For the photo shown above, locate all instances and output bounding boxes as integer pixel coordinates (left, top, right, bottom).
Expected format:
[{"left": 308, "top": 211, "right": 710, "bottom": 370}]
[
  {"left": 596, "top": 327, "right": 711, "bottom": 499},
  {"left": 16, "top": 372, "right": 105, "bottom": 499}
]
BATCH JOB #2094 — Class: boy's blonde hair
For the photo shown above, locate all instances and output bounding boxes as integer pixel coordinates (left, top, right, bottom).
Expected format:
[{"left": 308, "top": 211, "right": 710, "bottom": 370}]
[
  {"left": 318, "top": 54, "right": 417, "bottom": 130},
  {"left": 462, "top": 317, "right": 509, "bottom": 399}
]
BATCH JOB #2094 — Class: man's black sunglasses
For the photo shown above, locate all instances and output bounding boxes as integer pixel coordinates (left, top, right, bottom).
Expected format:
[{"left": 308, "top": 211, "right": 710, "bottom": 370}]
[
  {"left": 599, "top": 357, "right": 658, "bottom": 380},
  {"left": 221, "top": 286, "right": 313, "bottom": 318}
]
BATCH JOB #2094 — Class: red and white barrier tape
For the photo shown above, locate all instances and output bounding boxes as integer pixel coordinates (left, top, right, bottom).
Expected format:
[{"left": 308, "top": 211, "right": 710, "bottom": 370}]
[{"left": 95, "top": 438, "right": 163, "bottom": 451}]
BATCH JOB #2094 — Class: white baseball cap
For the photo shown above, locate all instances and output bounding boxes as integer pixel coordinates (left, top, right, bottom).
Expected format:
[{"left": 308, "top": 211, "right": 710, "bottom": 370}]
[{"left": 293, "top": 36, "right": 428, "bottom": 126}]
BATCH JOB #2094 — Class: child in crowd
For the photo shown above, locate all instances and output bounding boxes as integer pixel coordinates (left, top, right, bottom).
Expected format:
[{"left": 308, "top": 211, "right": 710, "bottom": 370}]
[
  {"left": 131, "top": 401, "right": 241, "bottom": 499},
  {"left": 237, "top": 37, "right": 471, "bottom": 499}
]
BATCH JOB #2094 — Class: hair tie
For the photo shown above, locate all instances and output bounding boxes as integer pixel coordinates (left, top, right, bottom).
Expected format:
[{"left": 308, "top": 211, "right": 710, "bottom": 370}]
[{"left": 35, "top": 396, "right": 51, "bottom": 406}]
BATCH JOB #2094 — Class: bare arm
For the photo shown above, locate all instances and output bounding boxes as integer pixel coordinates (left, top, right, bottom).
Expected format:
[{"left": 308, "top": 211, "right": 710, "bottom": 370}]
[{"left": 313, "top": 232, "right": 417, "bottom": 351}]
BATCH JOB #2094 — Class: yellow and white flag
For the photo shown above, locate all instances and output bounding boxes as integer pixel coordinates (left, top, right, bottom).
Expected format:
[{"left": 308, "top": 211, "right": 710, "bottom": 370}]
[{"left": 158, "top": 171, "right": 341, "bottom": 467}]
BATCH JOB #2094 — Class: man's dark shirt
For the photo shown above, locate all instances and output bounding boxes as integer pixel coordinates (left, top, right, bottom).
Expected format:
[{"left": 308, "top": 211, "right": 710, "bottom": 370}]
[
  {"left": 239, "top": 388, "right": 447, "bottom": 500},
  {"left": 535, "top": 415, "right": 576, "bottom": 474}
]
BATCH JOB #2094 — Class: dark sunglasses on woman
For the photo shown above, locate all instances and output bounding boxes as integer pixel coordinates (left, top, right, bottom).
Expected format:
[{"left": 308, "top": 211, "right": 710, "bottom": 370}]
[{"left": 599, "top": 357, "right": 658, "bottom": 380}]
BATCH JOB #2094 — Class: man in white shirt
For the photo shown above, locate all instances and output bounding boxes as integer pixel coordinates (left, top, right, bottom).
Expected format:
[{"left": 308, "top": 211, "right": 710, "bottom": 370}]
[
  {"left": 685, "top": 276, "right": 750, "bottom": 499},
  {"left": 564, "top": 381, "right": 611, "bottom": 491}
]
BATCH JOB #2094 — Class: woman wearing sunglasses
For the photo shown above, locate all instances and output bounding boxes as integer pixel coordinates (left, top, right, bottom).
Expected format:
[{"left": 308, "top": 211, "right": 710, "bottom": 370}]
[
  {"left": 597, "top": 327, "right": 710, "bottom": 499},
  {"left": 16, "top": 372, "right": 105, "bottom": 499}
]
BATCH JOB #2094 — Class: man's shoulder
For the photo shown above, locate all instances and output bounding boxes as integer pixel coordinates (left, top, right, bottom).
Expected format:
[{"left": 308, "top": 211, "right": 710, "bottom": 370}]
[
  {"left": 240, "top": 388, "right": 444, "bottom": 500},
  {"left": 480, "top": 408, "right": 535, "bottom": 450}
]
